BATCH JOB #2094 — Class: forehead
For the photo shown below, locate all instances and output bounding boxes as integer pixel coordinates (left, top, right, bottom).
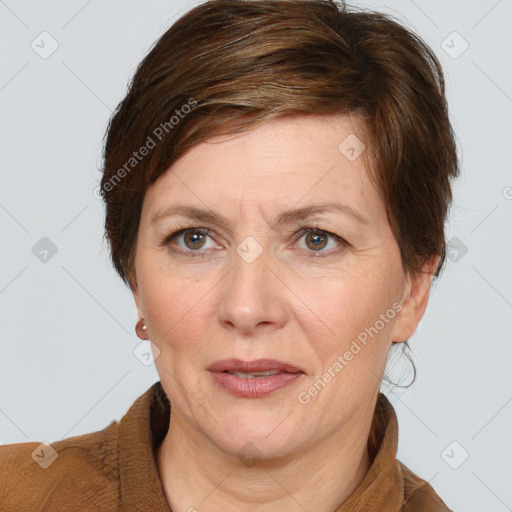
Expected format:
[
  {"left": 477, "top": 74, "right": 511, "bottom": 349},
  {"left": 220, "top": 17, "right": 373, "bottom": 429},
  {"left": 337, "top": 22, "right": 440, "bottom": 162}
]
[{"left": 142, "top": 114, "right": 384, "bottom": 226}]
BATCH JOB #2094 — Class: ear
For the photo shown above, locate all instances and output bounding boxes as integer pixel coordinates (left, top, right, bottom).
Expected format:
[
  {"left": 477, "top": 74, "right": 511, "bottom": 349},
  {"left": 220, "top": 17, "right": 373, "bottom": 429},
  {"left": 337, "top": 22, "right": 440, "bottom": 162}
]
[{"left": 391, "top": 254, "right": 441, "bottom": 343}]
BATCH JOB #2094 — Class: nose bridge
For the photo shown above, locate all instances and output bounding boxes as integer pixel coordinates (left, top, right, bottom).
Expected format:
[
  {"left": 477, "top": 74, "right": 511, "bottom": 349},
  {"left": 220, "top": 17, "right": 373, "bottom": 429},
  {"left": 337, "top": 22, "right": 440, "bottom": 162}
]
[
  {"left": 217, "top": 233, "right": 284, "bottom": 332},
  {"left": 230, "top": 234, "right": 269, "bottom": 290},
  {"left": 229, "top": 199, "right": 274, "bottom": 276}
]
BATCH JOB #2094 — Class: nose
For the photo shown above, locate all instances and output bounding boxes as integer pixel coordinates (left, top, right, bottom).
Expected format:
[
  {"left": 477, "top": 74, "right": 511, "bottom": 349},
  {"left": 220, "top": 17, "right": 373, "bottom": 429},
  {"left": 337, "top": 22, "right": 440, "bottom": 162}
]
[{"left": 217, "top": 243, "right": 287, "bottom": 336}]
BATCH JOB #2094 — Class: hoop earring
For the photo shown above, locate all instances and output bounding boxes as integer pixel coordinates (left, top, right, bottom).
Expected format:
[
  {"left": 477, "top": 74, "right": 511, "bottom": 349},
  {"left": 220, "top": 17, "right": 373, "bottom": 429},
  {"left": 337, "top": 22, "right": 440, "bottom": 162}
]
[{"left": 135, "top": 317, "right": 148, "bottom": 340}]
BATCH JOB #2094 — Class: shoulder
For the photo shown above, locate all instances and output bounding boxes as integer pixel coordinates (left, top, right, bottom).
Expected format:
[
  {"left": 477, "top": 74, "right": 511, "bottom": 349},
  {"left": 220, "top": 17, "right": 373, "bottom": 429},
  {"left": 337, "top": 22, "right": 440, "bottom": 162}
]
[
  {"left": 0, "top": 421, "right": 120, "bottom": 511},
  {"left": 399, "top": 461, "right": 453, "bottom": 511}
]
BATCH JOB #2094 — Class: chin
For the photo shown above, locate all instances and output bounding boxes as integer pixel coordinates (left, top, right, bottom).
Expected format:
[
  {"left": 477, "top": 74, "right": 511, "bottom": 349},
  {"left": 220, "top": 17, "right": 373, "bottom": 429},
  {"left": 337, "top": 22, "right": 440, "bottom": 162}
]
[{"left": 206, "top": 411, "right": 309, "bottom": 462}]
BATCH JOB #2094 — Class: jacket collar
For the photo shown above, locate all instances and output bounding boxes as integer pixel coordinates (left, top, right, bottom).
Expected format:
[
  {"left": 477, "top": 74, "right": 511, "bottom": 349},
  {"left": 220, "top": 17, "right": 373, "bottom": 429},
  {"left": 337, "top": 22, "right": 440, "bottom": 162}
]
[
  {"left": 118, "top": 382, "right": 404, "bottom": 511},
  {"left": 334, "top": 392, "right": 404, "bottom": 511},
  {"left": 118, "top": 381, "right": 171, "bottom": 511}
]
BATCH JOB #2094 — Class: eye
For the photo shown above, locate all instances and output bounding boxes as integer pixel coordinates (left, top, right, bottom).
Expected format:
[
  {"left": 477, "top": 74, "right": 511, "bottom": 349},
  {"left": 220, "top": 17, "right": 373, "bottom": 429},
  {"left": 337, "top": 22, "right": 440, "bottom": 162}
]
[
  {"left": 162, "top": 227, "right": 219, "bottom": 257},
  {"left": 161, "top": 226, "right": 346, "bottom": 258},
  {"left": 293, "top": 228, "right": 346, "bottom": 257}
]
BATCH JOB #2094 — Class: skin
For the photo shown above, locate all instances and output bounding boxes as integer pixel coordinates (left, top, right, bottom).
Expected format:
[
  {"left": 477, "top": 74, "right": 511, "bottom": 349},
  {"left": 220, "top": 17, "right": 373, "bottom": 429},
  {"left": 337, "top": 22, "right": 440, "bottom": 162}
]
[{"left": 131, "top": 114, "right": 440, "bottom": 512}]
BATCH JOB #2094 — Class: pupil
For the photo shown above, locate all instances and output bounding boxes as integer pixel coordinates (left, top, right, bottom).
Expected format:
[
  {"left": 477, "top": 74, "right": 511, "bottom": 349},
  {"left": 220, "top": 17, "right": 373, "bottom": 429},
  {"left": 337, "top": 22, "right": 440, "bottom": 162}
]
[
  {"left": 186, "top": 232, "right": 204, "bottom": 249},
  {"left": 308, "top": 233, "right": 326, "bottom": 250}
]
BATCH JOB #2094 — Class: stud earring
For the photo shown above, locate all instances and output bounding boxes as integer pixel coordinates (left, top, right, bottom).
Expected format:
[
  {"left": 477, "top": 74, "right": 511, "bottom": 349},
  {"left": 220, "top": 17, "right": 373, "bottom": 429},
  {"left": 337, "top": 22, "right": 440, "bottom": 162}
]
[{"left": 136, "top": 317, "right": 148, "bottom": 339}]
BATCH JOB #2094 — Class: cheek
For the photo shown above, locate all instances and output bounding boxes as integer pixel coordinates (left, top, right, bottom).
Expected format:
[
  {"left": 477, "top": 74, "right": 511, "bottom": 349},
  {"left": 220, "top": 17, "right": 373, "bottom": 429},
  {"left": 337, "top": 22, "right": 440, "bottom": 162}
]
[
  {"left": 138, "top": 263, "right": 218, "bottom": 356},
  {"left": 305, "top": 270, "right": 397, "bottom": 347},
  {"left": 302, "top": 267, "right": 402, "bottom": 397}
]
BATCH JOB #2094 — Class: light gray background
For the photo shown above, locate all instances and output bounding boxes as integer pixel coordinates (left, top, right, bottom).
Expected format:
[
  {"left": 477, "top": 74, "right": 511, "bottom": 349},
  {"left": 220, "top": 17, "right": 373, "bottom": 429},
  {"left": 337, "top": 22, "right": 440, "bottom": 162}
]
[{"left": 0, "top": 1, "right": 511, "bottom": 510}]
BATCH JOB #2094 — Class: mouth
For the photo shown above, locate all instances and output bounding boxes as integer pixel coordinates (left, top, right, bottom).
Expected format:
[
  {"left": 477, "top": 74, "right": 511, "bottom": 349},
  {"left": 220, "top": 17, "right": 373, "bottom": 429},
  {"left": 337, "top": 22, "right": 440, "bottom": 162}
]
[
  {"left": 206, "top": 358, "right": 305, "bottom": 398},
  {"left": 206, "top": 358, "right": 305, "bottom": 376},
  {"left": 222, "top": 370, "right": 282, "bottom": 379}
]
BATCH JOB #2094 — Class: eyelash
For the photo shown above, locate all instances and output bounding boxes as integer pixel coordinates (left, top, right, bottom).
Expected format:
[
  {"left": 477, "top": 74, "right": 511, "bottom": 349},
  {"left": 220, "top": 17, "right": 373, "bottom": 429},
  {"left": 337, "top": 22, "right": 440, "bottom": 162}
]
[{"left": 160, "top": 225, "right": 347, "bottom": 258}]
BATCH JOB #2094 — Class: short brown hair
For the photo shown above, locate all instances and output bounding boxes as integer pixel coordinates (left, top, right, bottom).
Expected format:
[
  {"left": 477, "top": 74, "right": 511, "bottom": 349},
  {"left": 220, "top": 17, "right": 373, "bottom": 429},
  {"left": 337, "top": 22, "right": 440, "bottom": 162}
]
[{"left": 100, "top": 0, "right": 459, "bottom": 289}]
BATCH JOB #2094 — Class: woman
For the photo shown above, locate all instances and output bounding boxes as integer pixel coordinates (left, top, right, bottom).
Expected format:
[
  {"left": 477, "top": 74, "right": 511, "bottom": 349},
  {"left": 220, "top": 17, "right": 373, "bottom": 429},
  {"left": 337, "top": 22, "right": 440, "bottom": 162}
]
[{"left": 0, "top": 0, "right": 458, "bottom": 510}]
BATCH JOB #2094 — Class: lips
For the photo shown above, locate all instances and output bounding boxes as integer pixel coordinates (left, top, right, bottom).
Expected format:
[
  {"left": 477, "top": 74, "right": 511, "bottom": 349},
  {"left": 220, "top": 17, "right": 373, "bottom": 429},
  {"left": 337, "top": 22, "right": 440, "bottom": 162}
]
[
  {"left": 207, "top": 358, "right": 305, "bottom": 398},
  {"left": 206, "top": 358, "right": 305, "bottom": 375}
]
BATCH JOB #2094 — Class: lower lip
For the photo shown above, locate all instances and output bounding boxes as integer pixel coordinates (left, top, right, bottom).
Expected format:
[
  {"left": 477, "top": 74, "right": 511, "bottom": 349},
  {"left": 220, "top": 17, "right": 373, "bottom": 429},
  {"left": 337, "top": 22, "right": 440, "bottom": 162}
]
[{"left": 210, "top": 371, "right": 304, "bottom": 398}]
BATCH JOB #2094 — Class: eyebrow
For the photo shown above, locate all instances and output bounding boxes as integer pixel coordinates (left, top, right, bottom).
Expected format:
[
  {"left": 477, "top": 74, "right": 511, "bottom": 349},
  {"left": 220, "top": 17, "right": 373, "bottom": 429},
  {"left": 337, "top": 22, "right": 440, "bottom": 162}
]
[{"left": 151, "top": 201, "right": 370, "bottom": 231}]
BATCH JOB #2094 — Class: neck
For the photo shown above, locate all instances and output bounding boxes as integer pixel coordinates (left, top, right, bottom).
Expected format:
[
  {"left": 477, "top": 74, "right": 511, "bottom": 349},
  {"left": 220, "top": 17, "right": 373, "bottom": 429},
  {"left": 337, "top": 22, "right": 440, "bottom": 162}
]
[{"left": 156, "top": 401, "right": 375, "bottom": 512}]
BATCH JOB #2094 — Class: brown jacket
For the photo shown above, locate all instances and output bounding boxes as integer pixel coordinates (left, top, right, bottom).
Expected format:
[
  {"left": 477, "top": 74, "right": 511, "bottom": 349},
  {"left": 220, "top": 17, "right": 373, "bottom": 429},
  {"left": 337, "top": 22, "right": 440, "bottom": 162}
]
[{"left": 0, "top": 382, "right": 451, "bottom": 511}]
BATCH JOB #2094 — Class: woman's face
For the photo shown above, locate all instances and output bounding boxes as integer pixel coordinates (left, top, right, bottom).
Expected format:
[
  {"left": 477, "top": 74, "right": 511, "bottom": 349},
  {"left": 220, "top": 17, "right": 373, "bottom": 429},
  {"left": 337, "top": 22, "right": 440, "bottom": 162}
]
[{"left": 132, "top": 114, "right": 430, "bottom": 459}]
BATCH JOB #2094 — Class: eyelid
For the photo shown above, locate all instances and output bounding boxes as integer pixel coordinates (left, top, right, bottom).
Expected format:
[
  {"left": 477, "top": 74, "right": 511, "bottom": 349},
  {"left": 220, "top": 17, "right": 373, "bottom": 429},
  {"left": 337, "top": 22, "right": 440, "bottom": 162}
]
[
  {"left": 160, "top": 226, "right": 212, "bottom": 247},
  {"left": 291, "top": 228, "right": 347, "bottom": 255}
]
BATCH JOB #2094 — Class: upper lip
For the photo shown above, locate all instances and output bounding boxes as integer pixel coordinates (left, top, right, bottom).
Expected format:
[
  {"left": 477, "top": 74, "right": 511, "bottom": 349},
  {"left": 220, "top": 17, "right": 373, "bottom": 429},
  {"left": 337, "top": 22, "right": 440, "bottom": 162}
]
[{"left": 207, "top": 358, "right": 305, "bottom": 374}]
